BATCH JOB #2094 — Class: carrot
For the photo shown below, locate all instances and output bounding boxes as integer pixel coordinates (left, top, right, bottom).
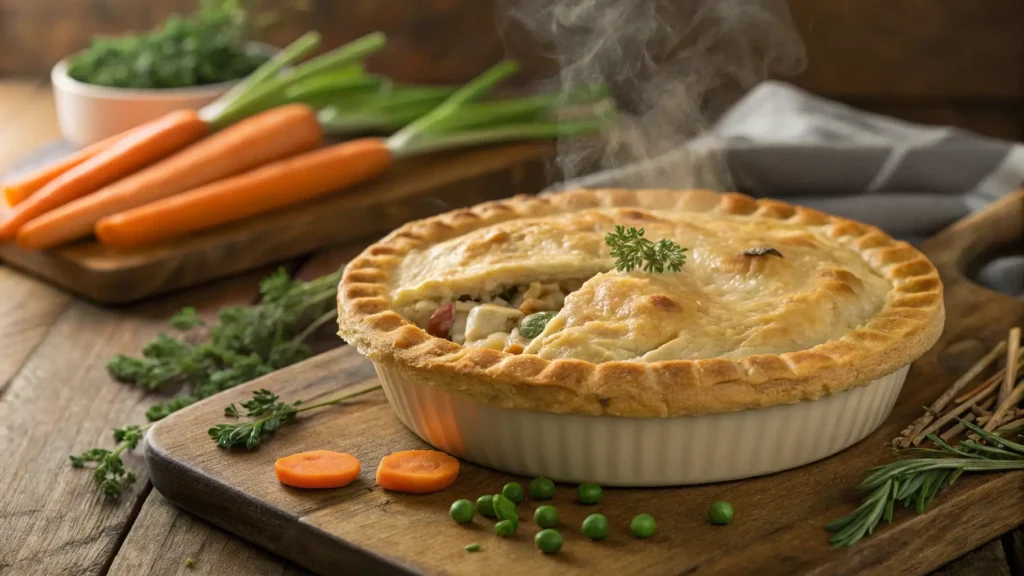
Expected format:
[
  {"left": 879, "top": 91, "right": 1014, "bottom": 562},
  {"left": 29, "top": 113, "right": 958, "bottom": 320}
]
[
  {"left": 16, "top": 104, "right": 322, "bottom": 251},
  {"left": 95, "top": 138, "right": 392, "bottom": 248},
  {"left": 2, "top": 130, "right": 132, "bottom": 208},
  {"left": 275, "top": 450, "right": 361, "bottom": 489},
  {"left": 0, "top": 110, "right": 208, "bottom": 241},
  {"left": 375, "top": 450, "right": 460, "bottom": 494}
]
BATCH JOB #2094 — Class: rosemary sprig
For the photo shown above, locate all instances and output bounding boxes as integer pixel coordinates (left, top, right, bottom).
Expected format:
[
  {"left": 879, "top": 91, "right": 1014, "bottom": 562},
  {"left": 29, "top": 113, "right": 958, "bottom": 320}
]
[
  {"left": 72, "top": 266, "right": 345, "bottom": 499},
  {"left": 604, "top": 225, "right": 687, "bottom": 274},
  {"left": 828, "top": 420, "right": 1024, "bottom": 547},
  {"left": 209, "top": 386, "right": 382, "bottom": 449}
]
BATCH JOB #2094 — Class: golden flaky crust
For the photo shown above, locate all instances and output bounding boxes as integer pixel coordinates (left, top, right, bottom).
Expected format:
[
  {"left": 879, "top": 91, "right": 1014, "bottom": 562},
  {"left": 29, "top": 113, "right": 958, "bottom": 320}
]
[{"left": 337, "top": 189, "right": 944, "bottom": 417}]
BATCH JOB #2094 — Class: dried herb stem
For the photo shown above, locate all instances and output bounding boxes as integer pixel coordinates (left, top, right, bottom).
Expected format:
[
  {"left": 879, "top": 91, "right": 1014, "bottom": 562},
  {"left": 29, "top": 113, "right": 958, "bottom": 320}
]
[
  {"left": 896, "top": 339, "right": 1006, "bottom": 447},
  {"left": 913, "top": 376, "right": 1002, "bottom": 445},
  {"left": 1000, "top": 327, "right": 1022, "bottom": 404}
]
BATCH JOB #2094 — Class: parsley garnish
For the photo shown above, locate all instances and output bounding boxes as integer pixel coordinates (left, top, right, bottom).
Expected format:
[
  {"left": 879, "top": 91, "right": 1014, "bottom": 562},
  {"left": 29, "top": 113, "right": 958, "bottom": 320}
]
[{"left": 605, "top": 225, "right": 687, "bottom": 273}]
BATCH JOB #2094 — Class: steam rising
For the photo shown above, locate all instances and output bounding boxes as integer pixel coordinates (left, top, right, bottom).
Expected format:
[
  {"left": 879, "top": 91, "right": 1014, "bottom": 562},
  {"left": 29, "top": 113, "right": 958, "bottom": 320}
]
[{"left": 501, "top": 0, "right": 806, "bottom": 190}]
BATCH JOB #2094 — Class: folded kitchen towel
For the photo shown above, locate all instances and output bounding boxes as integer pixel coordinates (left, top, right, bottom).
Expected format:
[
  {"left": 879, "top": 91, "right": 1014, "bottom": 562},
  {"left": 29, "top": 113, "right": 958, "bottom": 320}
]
[{"left": 550, "top": 80, "right": 1024, "bottom": 247}]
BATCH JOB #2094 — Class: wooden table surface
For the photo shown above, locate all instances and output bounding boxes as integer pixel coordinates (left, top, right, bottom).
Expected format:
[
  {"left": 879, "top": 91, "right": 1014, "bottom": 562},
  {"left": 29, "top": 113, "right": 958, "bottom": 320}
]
[{"left": 0, "top": 78, "right": 1021, "bottom": 576}]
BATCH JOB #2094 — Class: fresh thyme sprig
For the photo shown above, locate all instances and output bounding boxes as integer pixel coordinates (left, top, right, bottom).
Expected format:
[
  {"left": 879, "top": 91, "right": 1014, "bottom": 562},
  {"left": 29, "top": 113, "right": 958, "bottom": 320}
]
[
  {"left": 827, "top": 420, "right": 1024, "bottom": 547},
  {"left": 604, "top": 225, "right": 687, "bottom": 274},
  {"left": 73, "top": 266, "right": 346, "bottom": 499},
  {"left": 209, "top": 386, "right": 382, "bottom": 449},
  {"left": 70, "top": 424, "right": 149, "bottom": 499}
]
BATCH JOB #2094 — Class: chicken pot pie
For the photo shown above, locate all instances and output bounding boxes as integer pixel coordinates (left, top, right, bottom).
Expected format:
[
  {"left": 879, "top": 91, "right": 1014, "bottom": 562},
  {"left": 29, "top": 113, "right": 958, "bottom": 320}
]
[{"left": 337, "top": 188, "right": 944, "bottom": 419}]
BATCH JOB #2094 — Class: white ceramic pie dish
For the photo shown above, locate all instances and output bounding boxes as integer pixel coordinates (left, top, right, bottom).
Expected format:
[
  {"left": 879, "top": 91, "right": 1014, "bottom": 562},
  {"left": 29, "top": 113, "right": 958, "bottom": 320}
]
[{"left": 375, "top": 361, "right": 909, "bottom": 486}]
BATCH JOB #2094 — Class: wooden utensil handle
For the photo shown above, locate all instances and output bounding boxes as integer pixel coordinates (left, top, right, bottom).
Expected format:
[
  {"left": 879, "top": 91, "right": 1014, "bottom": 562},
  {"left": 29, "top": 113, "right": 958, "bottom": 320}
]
[{"left": 923, "top": 190, "right": 1024, "bottom": 297}]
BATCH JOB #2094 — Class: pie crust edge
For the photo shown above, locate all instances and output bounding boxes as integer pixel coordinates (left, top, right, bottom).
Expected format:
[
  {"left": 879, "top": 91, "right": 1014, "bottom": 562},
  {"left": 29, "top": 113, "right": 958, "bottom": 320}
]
[{"left": 336, "top": 188, "right": 945, "bottom": 417}]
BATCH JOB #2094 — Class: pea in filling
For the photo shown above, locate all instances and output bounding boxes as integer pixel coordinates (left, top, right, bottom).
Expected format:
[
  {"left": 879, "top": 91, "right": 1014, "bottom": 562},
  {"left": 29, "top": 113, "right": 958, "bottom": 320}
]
[{"left": 404, "top": 279, "right": 585, "bottom": 352}]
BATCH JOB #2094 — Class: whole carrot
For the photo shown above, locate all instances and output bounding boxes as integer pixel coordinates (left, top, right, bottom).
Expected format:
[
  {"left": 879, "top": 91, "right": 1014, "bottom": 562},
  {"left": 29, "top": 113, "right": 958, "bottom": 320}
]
[
  {"left": 0, "top": 32, "right": 383, "bottom": 239},
  {"left": 0, "top": 110, "right": 208, "bottom": 241},
  {"left": 16, "top": 104, "right": 322, "bottom": 251},
  {"left": 96, "top": 138, "right": 392, "bottom": 248},
  {"left": 2, "top": 129, "right": 134, "bottom": 208}
]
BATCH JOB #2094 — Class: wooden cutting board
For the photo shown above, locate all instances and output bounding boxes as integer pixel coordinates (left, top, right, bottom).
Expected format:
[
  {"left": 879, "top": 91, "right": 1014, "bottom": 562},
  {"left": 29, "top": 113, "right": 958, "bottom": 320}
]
[
  {"left": 0, "top": 141, "right": 553, "bottom": 304},
  {"left": 145, "top": 191, "right": 1024, "bottom": 576}
]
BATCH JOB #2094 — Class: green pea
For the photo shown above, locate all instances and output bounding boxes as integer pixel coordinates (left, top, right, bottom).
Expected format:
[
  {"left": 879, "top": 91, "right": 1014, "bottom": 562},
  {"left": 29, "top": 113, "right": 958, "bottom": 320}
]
[
  {"left": 577, "top": 482, "right": 602, "bottom": 504},
  {"left": 449, "top": 499, "right": 475, "bottom": 524},
  {"left": 529, "top": 476, "right": 555, "bottom": 500},
  {"left": 631, "top": 513, "right": 656, "bottom": 538},
  {"left": 709, "top": 501, "right": 734, "bottom": 525},
  {"left": 464, "top": 543, "right": 481, "bottom": 552},
  {"left": 502, "top": 481, "right": 525, "bottom": 505},
  {"left": 533, "top": 505, "right": 559, "bottom": 528},
  {"left": 476, "top": 495, "right": 497, "bottom": 518},
  {"left": 581, "top": 513, "right": 608, "bottom": 540},
  {"left": 492, "top": 494, "right": 519, "bottom": 525},
  {"left": 519, "top": 311, "right": 556, "bottom": 338},
  {"left": 495, "top": 519, "right": 517, "bottom": 537},
  {"left": 534, "top": 528, "right": 563, "bottom": 554}
]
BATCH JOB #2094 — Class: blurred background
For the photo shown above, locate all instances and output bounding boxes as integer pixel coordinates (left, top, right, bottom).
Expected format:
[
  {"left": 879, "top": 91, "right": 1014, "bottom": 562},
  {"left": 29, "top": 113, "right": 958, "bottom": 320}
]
[{"left": 3, "top": 0, "right": 1022, "bottom": 140}]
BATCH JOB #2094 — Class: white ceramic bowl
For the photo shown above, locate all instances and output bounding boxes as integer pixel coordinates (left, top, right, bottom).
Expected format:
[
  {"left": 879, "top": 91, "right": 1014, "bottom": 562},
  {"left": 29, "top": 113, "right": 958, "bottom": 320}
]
[
  {"left": 50, "top": 60, "right": 231, "bottom": 147},
  {"left": 375, "top": 362, "right": 909, "bottom": 486},
  {"left": 50, "top": 43, "right": 275, "bottom": 147}
]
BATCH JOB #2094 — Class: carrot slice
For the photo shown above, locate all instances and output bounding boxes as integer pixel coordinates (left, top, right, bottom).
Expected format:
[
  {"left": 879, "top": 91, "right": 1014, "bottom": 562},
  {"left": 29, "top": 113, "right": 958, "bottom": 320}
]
[
  {"left": 2, "top": 129, "right": 132, "bottom": 208},
  {"left": 16, "top": 104, "right": 321, "bottom": 251},
  {"left": 375, "top": 449, "right": 460, "bottom": 494},
  {"left": 0, "top": 109, "right": 208, "bottom": 241},
  {"left": 95, "top": 137, "right": 392, "bottom": 249},
  {"left": 275, "top": 450, "right": 361, "bottom": 489}
]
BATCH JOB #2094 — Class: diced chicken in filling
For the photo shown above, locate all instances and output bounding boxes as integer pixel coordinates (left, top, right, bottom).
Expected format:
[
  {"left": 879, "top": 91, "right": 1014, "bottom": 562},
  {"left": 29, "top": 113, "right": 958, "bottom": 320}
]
[{"left": 399, "top": 279, "right": 584, "bottom": 351}]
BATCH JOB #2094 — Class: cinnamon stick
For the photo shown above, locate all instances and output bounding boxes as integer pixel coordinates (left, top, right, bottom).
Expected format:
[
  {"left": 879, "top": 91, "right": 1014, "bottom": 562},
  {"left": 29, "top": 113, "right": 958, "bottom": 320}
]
[
  {"left": 896, "top": 339, "right": 1007, "bottom": 447},
  {"left": 937, "top": 396, "right": 997, "bottom": 443},
  {"left": 954, "top": 353, "right": 1023, "bottom": 403},
  {"left": 940, "top": 413, "right": 976, "bottom": 442},
  {"left": 985, "top": 379, "right": 1024, "bottom": 432},
  {"left": 999, "top": 327, "right": 1021, "bottom": 404},
  {"left": 912, "top": 376, "right": 1003, "bottom": 445}
]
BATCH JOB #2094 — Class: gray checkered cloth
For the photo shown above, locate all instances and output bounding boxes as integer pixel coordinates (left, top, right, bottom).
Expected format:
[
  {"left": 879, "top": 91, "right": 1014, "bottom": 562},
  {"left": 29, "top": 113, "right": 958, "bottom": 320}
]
[
  {"left": 549, "top": 81, "right": 1024, "bottom": 296},
  {"left": 551, "top": 81, "right": 1024, "bottom": 244}
]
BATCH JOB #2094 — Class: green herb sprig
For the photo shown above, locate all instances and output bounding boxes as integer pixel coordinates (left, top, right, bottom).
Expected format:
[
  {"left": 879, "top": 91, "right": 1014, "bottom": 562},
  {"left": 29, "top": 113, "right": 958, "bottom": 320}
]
[
  {"left": 209, "top": 386, "right": 381, "bottom": 449},
  {"left": 827, "top": 420, "right": 1024, "bottom": 547},
  {"left": 107, "top": 266, "right": 342, "bottom": 421},
  {"left": 67, "top": 0, "right": 269, "bottom": 89},
  {"left": 70, "top": 424, "right": 148, "bottom": 499},
  {"left": 605, "top": 225, "right": 687, "bottom": 274},
  {"left": 73, "top": 266, "right": 344, "bottom": 499}
]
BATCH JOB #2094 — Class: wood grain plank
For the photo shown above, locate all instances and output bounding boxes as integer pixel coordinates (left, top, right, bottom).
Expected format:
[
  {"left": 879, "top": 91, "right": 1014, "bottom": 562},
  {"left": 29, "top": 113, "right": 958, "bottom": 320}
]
[
  {"left": 0, "top": 81, "right": 47, "bottom": 137},
  {"left": 0, "top": 268, "right": 70, "bottom": 394},
  {"left": 0, "top": 267, "right": 279, "bottom": 576},
  {"left": 107, "top": 491, "right": 311, "bottom": 576},
  {"left": 931, "top": 540, "right": 1011, "bottom": 576},
  {"left": 0, "top": 84, "right": 60, "bottom": 176},
  {"left": 1002, "top": 527, "right": 1024, "bottom": 575},
  {"left": 106, "top": 242, "right": 366, "bottom": 575}
]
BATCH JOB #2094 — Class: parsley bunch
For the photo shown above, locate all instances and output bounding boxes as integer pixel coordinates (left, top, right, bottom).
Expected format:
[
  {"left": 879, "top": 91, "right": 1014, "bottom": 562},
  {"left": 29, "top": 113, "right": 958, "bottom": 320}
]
[
  {"left": 107, "top": 267, "right": 341, "bottom": 421},
  {"left": 73, "top": 266, "right": 342, "bottom": 499},
  {"left": 66, "top": 0, "right": 268, "bottom": 89},
  {"left": 605, "top": 225, "right": 687, "bottom": 273}
]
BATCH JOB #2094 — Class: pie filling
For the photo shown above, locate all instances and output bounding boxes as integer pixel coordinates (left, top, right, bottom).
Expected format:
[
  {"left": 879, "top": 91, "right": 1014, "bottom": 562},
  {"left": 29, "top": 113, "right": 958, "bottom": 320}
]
[{"left": 389, "top": 208, "right": 894, "bottom": 364}]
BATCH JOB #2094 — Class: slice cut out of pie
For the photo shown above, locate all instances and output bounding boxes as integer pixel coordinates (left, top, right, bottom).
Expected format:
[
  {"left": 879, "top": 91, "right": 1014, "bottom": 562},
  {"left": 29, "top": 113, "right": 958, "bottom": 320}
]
[{"left": 337, "top": 188, "right": 944, "bottom": 418}]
